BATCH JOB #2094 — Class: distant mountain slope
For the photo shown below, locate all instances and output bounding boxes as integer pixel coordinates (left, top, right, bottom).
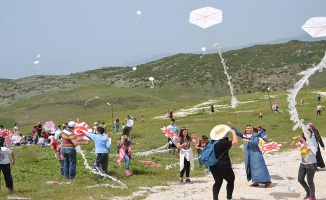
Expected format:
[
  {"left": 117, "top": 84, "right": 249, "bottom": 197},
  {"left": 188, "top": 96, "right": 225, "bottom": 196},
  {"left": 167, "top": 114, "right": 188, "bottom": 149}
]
[{"left": 0, "top": 40, "right": 325, "bottom": 107}]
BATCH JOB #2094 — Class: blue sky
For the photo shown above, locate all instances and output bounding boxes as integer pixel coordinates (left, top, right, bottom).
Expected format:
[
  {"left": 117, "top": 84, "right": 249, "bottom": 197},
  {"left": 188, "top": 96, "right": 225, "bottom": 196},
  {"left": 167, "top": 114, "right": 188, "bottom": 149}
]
[{"left": 0, "top": 0, "right": 325, "bottom": 79}]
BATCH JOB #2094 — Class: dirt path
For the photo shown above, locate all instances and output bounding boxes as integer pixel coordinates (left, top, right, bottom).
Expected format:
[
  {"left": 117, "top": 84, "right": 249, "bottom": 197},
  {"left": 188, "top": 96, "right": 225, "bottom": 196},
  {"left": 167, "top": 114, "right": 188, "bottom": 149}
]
[{"left": 113, "top": 142, "right": 326, "bottom": 200}]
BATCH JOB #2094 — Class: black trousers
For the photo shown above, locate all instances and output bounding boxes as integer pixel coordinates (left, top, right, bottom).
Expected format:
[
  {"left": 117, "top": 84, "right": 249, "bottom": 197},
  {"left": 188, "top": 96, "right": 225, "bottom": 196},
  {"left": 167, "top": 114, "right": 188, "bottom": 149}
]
[
  {"left": 180, "top": 157, "right": 190, "bottom": 178},
  {"left": 0, "top": 163, "right": 13, "bottom": 189},
  {"left": 210, "top": 165, "right": 235, "bottom": 200},
  {"left": 93, "top": 153, "right": 109, "bottom": 175}
]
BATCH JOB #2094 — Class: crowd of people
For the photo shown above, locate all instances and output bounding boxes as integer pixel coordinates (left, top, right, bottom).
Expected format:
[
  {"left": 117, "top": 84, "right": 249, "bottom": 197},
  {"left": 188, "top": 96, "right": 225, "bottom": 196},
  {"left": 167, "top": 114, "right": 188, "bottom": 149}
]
[{"left": 0, "top": 101, "right": 324, "bottom": 199}]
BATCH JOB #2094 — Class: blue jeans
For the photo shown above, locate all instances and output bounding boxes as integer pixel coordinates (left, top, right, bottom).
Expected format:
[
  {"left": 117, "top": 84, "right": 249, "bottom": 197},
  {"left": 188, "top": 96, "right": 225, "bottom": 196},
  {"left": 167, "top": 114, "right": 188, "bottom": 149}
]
[
  {"left": 124, "top": 153, "right": 130, "bottom": 170},
  {"left": 62, "top": 148, "right": 77, "bottom": 179}
]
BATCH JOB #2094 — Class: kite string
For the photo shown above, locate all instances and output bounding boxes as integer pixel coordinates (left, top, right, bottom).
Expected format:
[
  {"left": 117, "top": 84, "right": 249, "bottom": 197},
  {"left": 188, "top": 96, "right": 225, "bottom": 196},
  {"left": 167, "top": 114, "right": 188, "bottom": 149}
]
[{"left": 75, "top": 145, "right": 128, "bottom": 189}]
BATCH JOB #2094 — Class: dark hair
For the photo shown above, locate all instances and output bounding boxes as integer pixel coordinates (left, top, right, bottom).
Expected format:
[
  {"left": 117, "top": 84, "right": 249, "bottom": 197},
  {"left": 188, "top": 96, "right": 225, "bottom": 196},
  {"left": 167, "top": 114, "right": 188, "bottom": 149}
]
[
  {"left": 253, "top": 128, "right": 258, "bottom": 133},
  {"left": 202, "top": 135, "right": 208, "bottom": 140},
  {"left": 123, "top": 126, "right": 132, "bottom": 136},
  {"left": 0, "top": 125, "right": 4, "bottom": 128},
  {"left": 179, "top": 127, "right": 191, "bottom": 141},
  {"left": 97, "top": 127, "right": 105, "bottom": 134},
  {"left": 170, "top": 118, "right": 175, "bottom": 122},
  {"left": 58, "top": 125, "right": 61, "bottom": 128}
]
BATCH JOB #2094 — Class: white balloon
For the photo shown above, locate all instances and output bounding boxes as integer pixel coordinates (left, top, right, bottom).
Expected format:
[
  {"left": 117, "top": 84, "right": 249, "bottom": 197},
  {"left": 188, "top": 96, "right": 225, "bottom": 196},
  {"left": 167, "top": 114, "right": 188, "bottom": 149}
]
[
  {"left": 37, "top": 54, "right": 41, "bottom": 58},
  {"left": 137, "top": 11, "right": 141, "bottom": 15},
  {"left": 132, "top": 67, "right": 137, "bottom": 71},
  {"left": 34, "top": 60, "right": 39, "bottom": 65},
  {"left": 149, "top": 77, "right": 154, "bottom": 81},
  {"left": 201, "top": 47, "right": 206, "bottom": 52}
]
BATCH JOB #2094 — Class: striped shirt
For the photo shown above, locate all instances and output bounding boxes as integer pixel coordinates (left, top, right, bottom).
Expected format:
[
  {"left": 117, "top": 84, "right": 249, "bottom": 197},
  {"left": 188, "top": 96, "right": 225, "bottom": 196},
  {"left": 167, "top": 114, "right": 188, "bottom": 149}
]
[{"left": 61, "top": 129, "right": 76, "bottom": 148}]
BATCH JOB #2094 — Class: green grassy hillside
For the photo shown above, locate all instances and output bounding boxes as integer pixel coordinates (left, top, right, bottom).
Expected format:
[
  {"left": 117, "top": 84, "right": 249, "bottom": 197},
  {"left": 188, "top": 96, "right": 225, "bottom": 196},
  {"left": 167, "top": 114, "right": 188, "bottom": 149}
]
[{"left": 0, "top": 40, "right": 325, "bottom": 199}]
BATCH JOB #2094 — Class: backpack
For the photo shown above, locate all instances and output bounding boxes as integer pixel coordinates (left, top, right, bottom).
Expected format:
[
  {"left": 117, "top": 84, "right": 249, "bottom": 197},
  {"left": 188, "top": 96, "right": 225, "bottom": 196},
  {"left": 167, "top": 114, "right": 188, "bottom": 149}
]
[{"left": 198, "top": 140, "right": 226, "bottom": 167}]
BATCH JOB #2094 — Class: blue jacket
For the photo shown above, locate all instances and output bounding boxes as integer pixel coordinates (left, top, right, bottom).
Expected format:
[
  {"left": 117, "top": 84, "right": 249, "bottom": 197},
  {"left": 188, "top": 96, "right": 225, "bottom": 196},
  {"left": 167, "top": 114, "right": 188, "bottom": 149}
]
[{"left": 85, "top": 132, "right": 111, "bottom": 154}]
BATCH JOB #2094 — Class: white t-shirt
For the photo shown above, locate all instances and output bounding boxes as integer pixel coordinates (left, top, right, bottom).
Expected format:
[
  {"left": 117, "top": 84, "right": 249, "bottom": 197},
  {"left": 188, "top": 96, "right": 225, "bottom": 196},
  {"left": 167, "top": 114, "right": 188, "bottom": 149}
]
[
  {"left": 54, "top": 129, "right": 62, "bottom": 141},
  {"left": 0, "top": 147, "right": 12, "bottom": 164}
]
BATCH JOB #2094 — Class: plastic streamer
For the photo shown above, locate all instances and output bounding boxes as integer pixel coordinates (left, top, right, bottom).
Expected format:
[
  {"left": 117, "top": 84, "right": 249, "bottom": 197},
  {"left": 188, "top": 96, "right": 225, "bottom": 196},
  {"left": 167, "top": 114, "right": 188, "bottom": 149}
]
[
  {"left": 165, "top": 162, "right": 179, "bottom": 170},
  {"left": 214, "top": 43, "right": 238, "bottom": 108},
  {"left": 110, "top": 143, "right": 169, "bottom": 158},
  {"left": 277, "top": 156, "right": 297, "bottom": 193},
  {"left": 287, "top": 52, "right": 326, "bottom": 133},
  {"left": 133, "top": 143, "right": 168, "bottom": 156},
  {"left": 75, "top": 146, "right": 128, "bottom": 189}
]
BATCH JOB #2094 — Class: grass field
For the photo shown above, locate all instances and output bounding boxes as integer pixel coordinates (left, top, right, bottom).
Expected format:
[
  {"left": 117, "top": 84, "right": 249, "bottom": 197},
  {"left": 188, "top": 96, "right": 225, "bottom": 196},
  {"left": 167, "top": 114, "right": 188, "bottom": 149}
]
[{"left": 0, "top": 84, "right": 325, "bottom": 199}]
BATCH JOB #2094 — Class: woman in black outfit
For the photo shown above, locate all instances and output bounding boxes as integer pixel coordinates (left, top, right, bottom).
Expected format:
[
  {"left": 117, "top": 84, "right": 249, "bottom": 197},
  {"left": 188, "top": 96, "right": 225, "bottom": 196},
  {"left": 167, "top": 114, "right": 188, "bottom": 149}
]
[
  {"left": 308, "top": 122, "right": 325, "bottom": 168},
  {"left": 209, "top": 124, "right": 238, "bottom": 200}
]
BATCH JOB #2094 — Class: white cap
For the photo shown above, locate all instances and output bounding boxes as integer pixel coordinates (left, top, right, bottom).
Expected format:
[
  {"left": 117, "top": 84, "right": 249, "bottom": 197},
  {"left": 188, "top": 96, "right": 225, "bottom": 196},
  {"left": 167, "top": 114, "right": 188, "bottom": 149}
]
[
  {"left": 68, "top": 121, "right": 77, "bottom": 128},
  {"left": 94, "top": 122, "right": 98, "bottom": 125}
]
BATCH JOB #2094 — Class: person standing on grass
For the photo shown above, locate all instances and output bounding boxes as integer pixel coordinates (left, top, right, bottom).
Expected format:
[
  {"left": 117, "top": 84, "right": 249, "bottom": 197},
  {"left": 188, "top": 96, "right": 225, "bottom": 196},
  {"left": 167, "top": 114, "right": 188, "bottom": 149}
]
[
  {"left": 209, "top": 124, "right": 238, "bottom": 200},
  {"left": 291, "top": 130, "right": 318, "bottom": 200},
  {"left": 61, "top": 121, "right": 89, "bottom": 179},
  {"left": 258, "top": 110, "right": 263, "bottom": 119},
  {"left": 141, "top": 116, "right": 144, "bottom": 124},
  {"left": 83, "top": 127, "right": 111, "bottom": 178},
  {"left": 316, "top": 103, "right": 322, "bottom": 116},
  {"left": 117, "top": 126, "right": 134, "bottom": 176},
  {"left": 177, "top": 127, "right": 196, "bottom": 184},
  {"left": 317, "top": 94, "right": 321, "bottom": 102},
  {"left": 167, "top": 118, "right": 179, "bottom": 156},
  {"left": 0, "top": 125, "right": 5, "bottom": 147},
  {"left": 0, "top": 145, "right": 15, "bottom": 193},
  {"left": 231, "top": 124, "right": 272, "bottom": 188}
]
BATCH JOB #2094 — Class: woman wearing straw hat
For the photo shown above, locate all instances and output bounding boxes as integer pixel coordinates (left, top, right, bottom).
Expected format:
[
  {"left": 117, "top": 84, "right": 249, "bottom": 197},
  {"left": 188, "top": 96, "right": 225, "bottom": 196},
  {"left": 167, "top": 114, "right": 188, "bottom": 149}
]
[
  {"left": 232, "top": 124, "right": 272, "bottom": 188},
  {"left": 209, "top": 124, "right": 238, "bottom": 200}
]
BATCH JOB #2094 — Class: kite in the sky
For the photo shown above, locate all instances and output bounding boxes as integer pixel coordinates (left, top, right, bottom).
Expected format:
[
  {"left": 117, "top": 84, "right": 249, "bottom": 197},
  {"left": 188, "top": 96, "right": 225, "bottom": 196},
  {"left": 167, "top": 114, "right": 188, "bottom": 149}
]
[
  {"left": 302, "top": 17, "right": 326, "bottom": 38},
  {"left": 136, "top": 10, "right": 142, "bottom": 24},
  {"left": 132, "top": 67, "right": 137, "bottom": 71},
  {"left": 200, "top": 47, "right": 206, "bottom": 59},
  {"left": 189, "top": 6, "right": 222, "bottom": 29},
  {"left": 149, "top": 77, "right": 154, "bottom": 88},
  {"left": 34, "top": 60, "right": 40, "bottom": 68}
]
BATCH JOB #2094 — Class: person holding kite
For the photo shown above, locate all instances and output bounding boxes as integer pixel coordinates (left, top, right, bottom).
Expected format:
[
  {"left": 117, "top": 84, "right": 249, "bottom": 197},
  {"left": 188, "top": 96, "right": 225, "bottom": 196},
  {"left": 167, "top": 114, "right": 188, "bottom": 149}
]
[
  {"left": 83, "top": 127, "right": 111, "bottom": 178},
  {"left": 291, "top": 130, "right": 318, "bottom": 200},
  {"left": 231, "top": 124, "right": 272, "bottom": 188},
  {"left": 167, "top": 118, "right": 179, "bottom": 156},
  {"left": 61, "top": 121, "right": 89, "bottom": 179}
]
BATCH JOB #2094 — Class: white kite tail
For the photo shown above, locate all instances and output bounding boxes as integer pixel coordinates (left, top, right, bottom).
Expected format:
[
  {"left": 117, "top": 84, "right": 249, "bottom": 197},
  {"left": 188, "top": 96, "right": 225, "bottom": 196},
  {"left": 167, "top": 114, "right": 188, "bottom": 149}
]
[
  {"left": 134, "top": 143, "right": 169, "bottom": 156},
  {"left": 287, "top": 52, "right": 326, "bottom": 132},
  {"left": 200, "top": 51, "right": 205, "bottom": 59},
  {"left": 215, "top": 44, "right": 238, "bottom": 108},
  {"left": 75, "top": 146, "right": 128, "bottom": 189}
]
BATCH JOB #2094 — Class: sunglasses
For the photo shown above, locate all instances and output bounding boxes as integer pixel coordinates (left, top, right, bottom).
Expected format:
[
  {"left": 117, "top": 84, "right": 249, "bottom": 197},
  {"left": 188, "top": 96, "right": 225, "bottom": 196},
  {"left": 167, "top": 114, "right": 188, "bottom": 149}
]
[{"left": 181, "top": 127, "right": 188, "bottom": 130}]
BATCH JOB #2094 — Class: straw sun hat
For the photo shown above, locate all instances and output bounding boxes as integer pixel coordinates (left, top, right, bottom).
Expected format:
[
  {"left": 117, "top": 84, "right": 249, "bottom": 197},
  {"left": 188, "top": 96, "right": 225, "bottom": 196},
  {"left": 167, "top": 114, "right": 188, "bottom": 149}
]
[{"left": 210, "top": 124, "right": 231, "bottom": 140}]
